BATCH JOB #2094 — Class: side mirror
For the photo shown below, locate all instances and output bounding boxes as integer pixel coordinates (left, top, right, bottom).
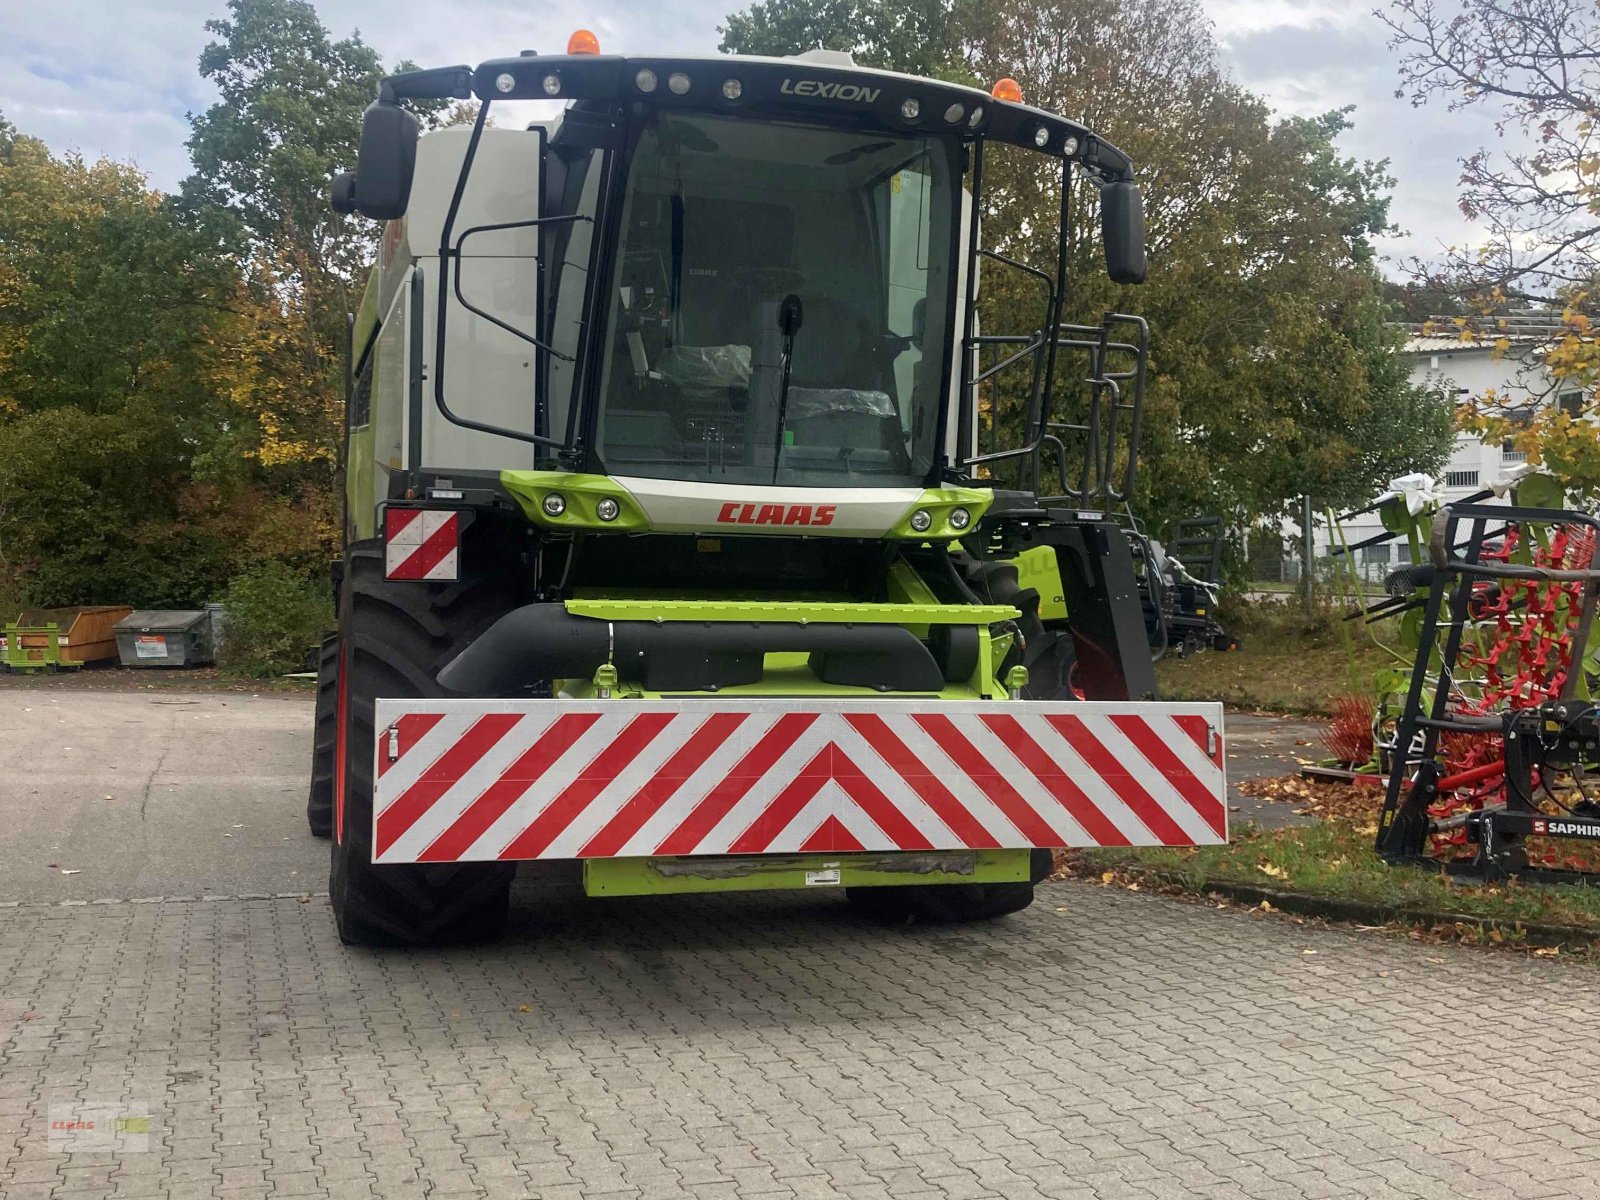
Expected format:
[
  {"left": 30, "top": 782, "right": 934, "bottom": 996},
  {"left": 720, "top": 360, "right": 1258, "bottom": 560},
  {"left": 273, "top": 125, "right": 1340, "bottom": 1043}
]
[
  {"left": 330, "top": 171, "right": 357, "bottom": 215},
  {"left": 1101, "top": 180, "right": 1147, "bottom": 285},
  {"left": 339, "top": 101, "right": 420, "bottom": 220}
]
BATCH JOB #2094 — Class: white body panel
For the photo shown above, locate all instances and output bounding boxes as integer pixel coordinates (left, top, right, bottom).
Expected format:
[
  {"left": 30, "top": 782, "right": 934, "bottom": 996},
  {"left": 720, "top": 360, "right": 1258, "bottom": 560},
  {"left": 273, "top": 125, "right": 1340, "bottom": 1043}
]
[
  {"left": 405, "top": 127, "right": 542, "bottom": 259},
  {"left": 404, "top": 128, "right": 546, "bottom": 473},
  {"left": 611, "top": 477, "right": 926, "bottom": 536}
]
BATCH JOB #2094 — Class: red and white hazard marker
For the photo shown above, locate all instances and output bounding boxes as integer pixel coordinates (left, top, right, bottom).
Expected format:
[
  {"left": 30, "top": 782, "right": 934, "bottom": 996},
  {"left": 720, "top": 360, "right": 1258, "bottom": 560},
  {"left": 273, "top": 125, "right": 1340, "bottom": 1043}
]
[
  {"left": 369, "top": 699, "right": 1227, "bottom": 864},
  {"left": 384, "top": 509, "right": 460, "bottom": 581}
]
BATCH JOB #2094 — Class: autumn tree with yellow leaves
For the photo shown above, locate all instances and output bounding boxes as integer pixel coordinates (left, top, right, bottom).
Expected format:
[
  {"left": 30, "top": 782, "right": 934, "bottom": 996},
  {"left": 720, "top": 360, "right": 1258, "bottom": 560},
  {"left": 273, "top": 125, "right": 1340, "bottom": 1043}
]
[
  {"left": 0, "top": 0, "right": 416, "bottom": 615},
  {"left": 1385, "top": 0, "right": 1600, "bottom": 497},
  {"left": 0, "top": 123, "right": 333, "bottom": 611}
]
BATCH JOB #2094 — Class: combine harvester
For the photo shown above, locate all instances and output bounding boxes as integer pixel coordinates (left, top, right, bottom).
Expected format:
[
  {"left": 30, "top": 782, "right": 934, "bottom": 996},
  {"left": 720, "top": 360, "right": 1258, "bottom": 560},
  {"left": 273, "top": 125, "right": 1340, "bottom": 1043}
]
[{"left": 310, "top": 34, "right": 1228, "bottom": 944}]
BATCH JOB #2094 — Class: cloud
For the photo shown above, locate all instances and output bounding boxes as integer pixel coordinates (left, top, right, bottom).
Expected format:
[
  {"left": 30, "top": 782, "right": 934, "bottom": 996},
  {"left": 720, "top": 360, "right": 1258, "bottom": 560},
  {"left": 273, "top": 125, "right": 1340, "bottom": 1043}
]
[
  {"left": 0, "top": 0, "right": 1532, "bottom": 273},
  {"left": 0, "top": 0, "right": 733, "bottom": 192},
  {"left": 1212, "top": 8, "right": 1521, "bottom": 272}
]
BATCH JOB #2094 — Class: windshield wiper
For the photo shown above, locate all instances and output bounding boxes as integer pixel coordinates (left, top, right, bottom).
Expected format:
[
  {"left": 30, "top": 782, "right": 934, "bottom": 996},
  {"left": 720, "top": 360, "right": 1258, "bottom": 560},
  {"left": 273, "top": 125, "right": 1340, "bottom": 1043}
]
[{"left": 772, "top": 293, "right": 804, "bottom": 483}]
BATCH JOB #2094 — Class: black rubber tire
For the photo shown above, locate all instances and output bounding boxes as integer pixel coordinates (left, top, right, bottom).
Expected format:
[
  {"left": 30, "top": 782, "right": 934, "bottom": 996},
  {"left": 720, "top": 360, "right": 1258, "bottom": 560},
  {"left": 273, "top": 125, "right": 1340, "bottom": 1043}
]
[
  {"left": 962, "top": 557, "right": 1086, "bottom": 700},
  {"left": 329, "top": 540, "right": 518, "bottom": 947},
  {"left": 845, "top": 850, "right": 1051, "bottom": 924},
  {"left": 1019, "top": 628, "right": 1083, "bottom": 702},
  {"left": 306, "top": 632, "right": 338, "bottom": 838}
]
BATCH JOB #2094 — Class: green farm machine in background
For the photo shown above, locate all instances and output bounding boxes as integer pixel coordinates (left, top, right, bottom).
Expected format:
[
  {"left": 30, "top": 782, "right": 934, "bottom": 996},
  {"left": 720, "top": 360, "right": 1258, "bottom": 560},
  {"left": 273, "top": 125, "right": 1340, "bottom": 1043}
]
[{"left": 307, "top": 35, "right": 1229, "bottom": 946}]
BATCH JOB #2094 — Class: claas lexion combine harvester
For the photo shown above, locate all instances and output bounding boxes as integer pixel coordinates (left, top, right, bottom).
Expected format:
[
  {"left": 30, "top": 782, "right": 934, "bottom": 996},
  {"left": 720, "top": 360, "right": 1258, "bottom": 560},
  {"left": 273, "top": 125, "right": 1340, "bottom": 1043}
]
[{"left": 308, "top": 34, "right": 1229, "bottom": 946}]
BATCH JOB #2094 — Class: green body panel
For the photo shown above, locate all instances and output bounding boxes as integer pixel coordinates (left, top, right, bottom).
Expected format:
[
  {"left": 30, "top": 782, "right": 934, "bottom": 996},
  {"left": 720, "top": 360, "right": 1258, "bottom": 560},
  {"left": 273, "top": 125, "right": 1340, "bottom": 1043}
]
[
  {"left": 346, "top": 265, "right": 385, "bottom": 541},
  {"left": 3, "top": 623, "right": 63, "bottom": 672},
  {"left": 346, "top": 425, "right": 377, "bottom": 539},
  {"left": 352, "top": 269, "right": 381, "bottom": 359},
  {"left": 559, "top": 651, "right": 1005, "bottom": 700},
  {"left": 561, "top": 592, "right": 1016, "bottom": 700},
  {"left": 563, "top": 598, "right": 1020, "bottom": 624},
  {"left": 500, "top": 470, "right": 649, "bottom": 530},
  {"left": 885, "top": 487, "right": 993, "bottom": 539},
  {"left": 582, "top": 848, "right": 1030, "bottom": 896},
  {"left": 1012, "top": 545, "right": 1068, "bottom": 621},
  {"left": 885, "top": 558, "right": 941, "bottom": 607}
]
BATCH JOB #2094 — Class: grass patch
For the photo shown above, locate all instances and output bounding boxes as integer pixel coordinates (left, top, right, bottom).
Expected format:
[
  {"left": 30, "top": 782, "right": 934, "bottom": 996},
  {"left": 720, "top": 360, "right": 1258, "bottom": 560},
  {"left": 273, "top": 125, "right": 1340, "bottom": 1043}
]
[
  {"left": 1078, "top": 816, "right": 1600, "bottom": 937},
  {"left": 1156, "top": 595, "right": 1399, "bottom": 715}
]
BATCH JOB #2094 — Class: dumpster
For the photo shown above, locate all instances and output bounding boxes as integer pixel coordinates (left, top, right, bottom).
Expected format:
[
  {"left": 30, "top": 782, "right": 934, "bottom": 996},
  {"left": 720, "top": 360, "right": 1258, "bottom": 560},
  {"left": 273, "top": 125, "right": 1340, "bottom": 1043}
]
[
  {"left": 114, "top": 610, "right": 217, "bottom": 668},
  {"left": 4, "top": 606, "right": 133, "bottom": 672}
]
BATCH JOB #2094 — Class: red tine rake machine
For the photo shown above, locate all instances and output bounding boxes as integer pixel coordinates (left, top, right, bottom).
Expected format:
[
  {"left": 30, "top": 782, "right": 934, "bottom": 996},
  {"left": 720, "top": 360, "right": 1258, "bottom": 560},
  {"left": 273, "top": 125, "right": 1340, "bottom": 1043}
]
[{"left": 1377, "top": 503, "right": 1600, "bottom": 883}]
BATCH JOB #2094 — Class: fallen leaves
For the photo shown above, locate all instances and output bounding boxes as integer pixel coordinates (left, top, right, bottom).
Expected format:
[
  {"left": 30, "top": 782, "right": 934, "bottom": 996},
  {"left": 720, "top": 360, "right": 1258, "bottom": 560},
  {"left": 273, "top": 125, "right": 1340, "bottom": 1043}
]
[
  {"left": 1257, "top": 862, "right": 1289, "bottom": 879},
  {"left": 1237, "top": 773, "right": 1379, "bottom": 823}
]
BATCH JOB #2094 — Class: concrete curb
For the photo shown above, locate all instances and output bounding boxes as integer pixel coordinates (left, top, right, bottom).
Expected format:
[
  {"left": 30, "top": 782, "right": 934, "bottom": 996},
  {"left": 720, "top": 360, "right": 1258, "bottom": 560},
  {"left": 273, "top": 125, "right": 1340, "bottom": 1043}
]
[{"left": 1126, "top": 871, "right": 1600, "bottom": 949}]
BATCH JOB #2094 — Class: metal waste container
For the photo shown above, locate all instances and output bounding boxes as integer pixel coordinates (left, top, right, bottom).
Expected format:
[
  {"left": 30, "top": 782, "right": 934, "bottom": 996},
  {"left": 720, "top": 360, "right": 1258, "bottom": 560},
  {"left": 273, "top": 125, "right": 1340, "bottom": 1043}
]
[{"left": 114, "top": 610, "right": 217, "bottom": 668}]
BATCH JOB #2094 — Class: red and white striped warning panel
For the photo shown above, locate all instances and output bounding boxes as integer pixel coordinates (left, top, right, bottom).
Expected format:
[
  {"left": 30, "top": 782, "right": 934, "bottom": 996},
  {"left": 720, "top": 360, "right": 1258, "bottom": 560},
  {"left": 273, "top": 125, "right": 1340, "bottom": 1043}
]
[
  {"left": 384, "top": 509, "right": 460, "bottom": 581},
  {"left": 370, "top": 700, "right": 1226, "bottom": 864}
]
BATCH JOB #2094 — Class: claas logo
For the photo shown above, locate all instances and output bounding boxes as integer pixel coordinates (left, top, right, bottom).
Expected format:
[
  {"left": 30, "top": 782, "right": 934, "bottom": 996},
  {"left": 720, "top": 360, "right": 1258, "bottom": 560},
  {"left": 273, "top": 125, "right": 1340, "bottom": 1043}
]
[{"left": 716, "top": 502, "right": 837, "bottom": 527}]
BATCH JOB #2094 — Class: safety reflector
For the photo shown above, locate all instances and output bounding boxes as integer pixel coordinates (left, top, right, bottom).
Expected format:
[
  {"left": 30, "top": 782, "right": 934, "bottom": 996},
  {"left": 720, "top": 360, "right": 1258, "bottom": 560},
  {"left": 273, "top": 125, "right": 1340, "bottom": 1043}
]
[
  {"left": 384, "top": 509, "right": 460, "bottom": 581},
  {"left": 370, "top": 699, "right": 1227, "bottom": 864}
]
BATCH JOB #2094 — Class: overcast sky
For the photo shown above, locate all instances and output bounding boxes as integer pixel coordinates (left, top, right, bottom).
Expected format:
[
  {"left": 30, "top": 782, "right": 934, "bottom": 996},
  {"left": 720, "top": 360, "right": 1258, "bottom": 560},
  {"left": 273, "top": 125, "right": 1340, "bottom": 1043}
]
[{"left": 2, "top": 0, "right": 1504, "bottom": 275}]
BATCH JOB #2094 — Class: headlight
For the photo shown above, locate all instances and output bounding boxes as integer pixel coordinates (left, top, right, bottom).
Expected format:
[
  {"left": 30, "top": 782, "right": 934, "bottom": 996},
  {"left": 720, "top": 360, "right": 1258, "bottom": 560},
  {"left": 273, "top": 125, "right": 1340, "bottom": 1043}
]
[
  {"left": 949, "top": 507, "right": 971, "bottom": 530},
  {"left": 541, "top": 74, "right": 562, "bottom": 97},
  {"left": 1061, "top": 135, "right": 1080, "bottom": 156},
  {"left": 909, "top": 509, "right": 933, "bottom": 533},
  {"left": 494, "top": 73, "right": 516, "bottom": 94},
  {"left": 635, "top": 69, "right": 658, "bottom": 93},
  {"left": 595, "top": 497, "right": 620, "bottom": 522},
  {"left": 900, "top": 98, "right": 921, "bottom": 121},
  {"left": 1033, "top": 126, "right": 1051, "bottom": 149},
  {"left": 668, "top": 72, "right": 692, "bottom": 95},
  {"left": 721, "top": 78, "right": 743, "bottom": 101},
  {"left": 542, "top": 493, "right": 567, "bottom": 517}
]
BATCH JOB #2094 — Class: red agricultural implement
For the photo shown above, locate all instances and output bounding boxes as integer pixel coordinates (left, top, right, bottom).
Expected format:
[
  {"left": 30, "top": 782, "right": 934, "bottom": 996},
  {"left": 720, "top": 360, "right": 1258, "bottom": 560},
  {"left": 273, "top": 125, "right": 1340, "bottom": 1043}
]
[{"left": 1375, "top": 503, "right": 1600, "bottom": 883}]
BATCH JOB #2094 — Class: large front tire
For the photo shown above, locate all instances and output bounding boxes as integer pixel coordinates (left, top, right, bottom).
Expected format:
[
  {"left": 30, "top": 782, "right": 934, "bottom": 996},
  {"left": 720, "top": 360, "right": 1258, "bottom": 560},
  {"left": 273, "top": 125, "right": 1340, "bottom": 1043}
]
[
  {"left": 329, "top": 541, "right": 518, "bottom": 947},
  {"left": 306, "top": 632, "right": 338, "bottom": 838}
]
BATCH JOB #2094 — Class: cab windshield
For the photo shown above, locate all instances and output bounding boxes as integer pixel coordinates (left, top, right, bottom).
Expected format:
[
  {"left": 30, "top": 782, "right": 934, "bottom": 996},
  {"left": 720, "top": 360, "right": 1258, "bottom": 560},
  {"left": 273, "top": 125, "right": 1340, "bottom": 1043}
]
[{"left": 594, "top": 114, "right": 957, "bottom": 487}]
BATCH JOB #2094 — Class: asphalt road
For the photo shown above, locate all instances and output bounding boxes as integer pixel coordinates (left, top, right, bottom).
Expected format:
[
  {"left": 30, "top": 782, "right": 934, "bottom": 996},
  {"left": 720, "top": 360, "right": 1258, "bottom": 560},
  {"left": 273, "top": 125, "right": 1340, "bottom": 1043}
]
[
  {"left": 0, "top": 690, "right": 318, "bottom": 902},
  {"left": 1, "top": 688, "right": 1596, "bottom": 1199},
  {"left": 0, "top": 694, "right": 1322, "bottom": 906}
]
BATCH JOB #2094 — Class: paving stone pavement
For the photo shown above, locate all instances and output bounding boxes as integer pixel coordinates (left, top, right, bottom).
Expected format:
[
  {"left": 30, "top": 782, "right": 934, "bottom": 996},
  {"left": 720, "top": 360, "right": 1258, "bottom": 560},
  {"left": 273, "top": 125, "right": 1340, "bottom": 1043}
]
[{"left": 2, "top": 880, "right": 1599, "bottom": 1200}]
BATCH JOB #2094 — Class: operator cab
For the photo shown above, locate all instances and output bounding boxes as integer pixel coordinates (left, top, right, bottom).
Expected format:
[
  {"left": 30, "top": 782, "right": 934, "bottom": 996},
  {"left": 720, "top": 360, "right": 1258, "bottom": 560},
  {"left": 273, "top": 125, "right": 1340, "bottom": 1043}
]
[
  {"left": 597, "top": 114, "right": 954, "bottom": 486},
  {"left": 331, "top": 42, "right": 1146, "bottom": 506}
]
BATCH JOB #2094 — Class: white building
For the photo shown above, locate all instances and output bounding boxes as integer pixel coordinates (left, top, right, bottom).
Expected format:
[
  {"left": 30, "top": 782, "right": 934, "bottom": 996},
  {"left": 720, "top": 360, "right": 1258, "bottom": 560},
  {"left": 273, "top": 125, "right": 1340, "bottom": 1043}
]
[{"left": 1297, "top": 319, "right": 1578, "bottom": 580}]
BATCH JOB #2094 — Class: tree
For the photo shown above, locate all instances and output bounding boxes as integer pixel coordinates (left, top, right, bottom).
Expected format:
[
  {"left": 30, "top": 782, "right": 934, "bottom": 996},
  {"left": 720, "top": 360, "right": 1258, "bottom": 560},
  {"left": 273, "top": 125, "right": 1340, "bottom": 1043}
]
[
  {"left": 181, "top": 0, "right": 386, "bottom": 276},
  {"left": 1381, "top": 0, "right": 1600, "bottom": 498},
  {"left": 1383, "top": 0, "right": 1600, "bottom": 305},
  {"left": 718, "top": 0, "right": 1453, "bottom": 524},
  {"left": 0, "top": 124, "right": 329, "bottom": 609},
  {"left": 178, "top": 0, "right": 429, "bottom": 518},
  {"left": 719, "top": 0, "right": 964, "bottom": 80}
]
